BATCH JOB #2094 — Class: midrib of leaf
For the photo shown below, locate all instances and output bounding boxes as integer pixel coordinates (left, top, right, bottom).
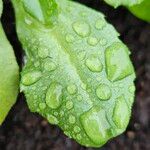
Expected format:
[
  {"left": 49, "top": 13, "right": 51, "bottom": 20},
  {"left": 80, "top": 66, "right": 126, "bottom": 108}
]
[{"left": 51, "top": 29, "right": 94, "bottom": 108}]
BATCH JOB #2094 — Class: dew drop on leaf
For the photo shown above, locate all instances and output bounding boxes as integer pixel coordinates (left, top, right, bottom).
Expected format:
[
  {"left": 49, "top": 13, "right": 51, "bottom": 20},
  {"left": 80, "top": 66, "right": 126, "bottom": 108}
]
[
  {"left": 47, "top": 114, "right": 59, "bottom": 125},
  {"left": 67, "top": 84, "right": 77, "bottom": 95},
  {"left": 74, "top": 126, "right": 81, "bottom": 133},
  {"left": 24, "top": 17, "right": 32, "bottom": 25},
  {"left": 85, "top": 56, "right": 103, "bottom": 72},
  {"left": 99, "top": 38, "right": 107, "bottom": 46},
  {"left": 22, "top": 71, "right": 42, "bottom": 86},
  {"left": 95, "top": 19, "right": 106, "bottom": 30},
  {"left": 105, "top": 42, "right": 134, "bottom": 81},
  {"left": 96, "top": 84, "right": 111, "bottom": 100},
  {"left": 43, "top": 59, "right": 57, "bottom": 72},
  {"left": 113, "top": 96, "right": 129, "bottom": 129},
  {"left": 128, "top": 85, "right": 135, "bottom": 93},
  {"left": 72, "top": 21, "right": 90, "bottom": 37},
  {"left": 39, "top": 102, "right": 46, "bottom": 110},
  {"left": 46, "top": 82, "right": 63, "bottom": 109},
  {"left": 69, "top": 115, "right": 76, "bottom": 124},
  {"left": 87, "top": 37, "right": 98, "bottom": 46},
  {"left": 80, "top": 106, "right": 112, "bottom": 145},
  {"left": 66, "top": 101, "right": 74, "bottom": 110}
]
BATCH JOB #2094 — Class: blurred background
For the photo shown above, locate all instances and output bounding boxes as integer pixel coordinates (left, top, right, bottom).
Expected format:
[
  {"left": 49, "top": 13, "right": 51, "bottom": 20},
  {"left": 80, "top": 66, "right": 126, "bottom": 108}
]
[{"left": 0, "top": 0, "right": 150, "bottom": 149}]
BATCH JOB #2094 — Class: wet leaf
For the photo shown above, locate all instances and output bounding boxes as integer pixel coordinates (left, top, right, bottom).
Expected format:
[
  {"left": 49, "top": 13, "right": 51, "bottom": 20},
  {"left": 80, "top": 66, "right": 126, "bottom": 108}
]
[{"left": 13, "top": 0, "right": 135, "bottom": 147}]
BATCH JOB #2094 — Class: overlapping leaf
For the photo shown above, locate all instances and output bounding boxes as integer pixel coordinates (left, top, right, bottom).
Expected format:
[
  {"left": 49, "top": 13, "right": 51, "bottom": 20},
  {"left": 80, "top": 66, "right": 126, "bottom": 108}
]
[
  {"left": 0, "top": 0, "right": 19, "bottom": 125},
  {"left": 104, "top": 0, "right": 144, "bottom": 7},
  {"left": 129, "top": 0, "right": 150, "bottom": 22}
]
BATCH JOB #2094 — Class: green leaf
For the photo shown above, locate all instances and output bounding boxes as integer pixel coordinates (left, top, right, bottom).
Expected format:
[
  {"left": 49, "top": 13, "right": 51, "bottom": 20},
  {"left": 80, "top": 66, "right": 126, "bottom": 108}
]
[
  {"left": 129, "top": 0, "right": 150, "bottom": 22},
  {"left": 0, "top": 0, "right": 19, "bottom": 125},
  {"left": 22, "top": 0, "right": 58, "bottom": 25},
  {"left": 104, "top": 0, "right": 144, "bottom": 8},
  {"left": 12, "top": 0, "right": 135, "bottom": 147}
]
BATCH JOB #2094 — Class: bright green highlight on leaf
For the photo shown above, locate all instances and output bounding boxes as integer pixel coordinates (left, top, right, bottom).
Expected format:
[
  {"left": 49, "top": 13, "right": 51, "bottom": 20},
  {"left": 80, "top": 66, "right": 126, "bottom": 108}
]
[
  {"left": 0, "top": 0, "right": 19, "bottom": 125},
  {"left": 12, "top": 0, "right": 135, "bottom": 147},
  {"left": 22, "top": 0, "right": 58, "bottom": 25},
  {"left": 129, "top": 0, "right": 150, "bottom": 22},
  {"left": 104, "top": 0, "right": 143, "bottom": 8}
]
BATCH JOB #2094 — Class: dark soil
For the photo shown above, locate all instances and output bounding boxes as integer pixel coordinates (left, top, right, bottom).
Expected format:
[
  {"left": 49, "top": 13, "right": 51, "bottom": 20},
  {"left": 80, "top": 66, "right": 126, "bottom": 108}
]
[{"left": 0, "top": 0, "right": 150, "bottom": 150}]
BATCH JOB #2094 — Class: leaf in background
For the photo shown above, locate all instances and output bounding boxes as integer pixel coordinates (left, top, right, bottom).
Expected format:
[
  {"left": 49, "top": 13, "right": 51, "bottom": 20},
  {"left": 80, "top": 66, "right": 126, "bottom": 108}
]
[
  {"left": 129, "top": 0, "right": 150, "bottom": 22},
  {"left": 0, "top": 0, "right": 19, "bottom": 125},
  {"left": 104, "top": 0, "right": 143, "bottom": 8},
  {"left": 12, "top": 0, "right": 136, "bottom": 147}
]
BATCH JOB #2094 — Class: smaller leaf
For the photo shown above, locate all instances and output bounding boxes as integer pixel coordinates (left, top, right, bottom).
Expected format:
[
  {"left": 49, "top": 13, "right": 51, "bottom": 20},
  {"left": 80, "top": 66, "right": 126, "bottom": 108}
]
[
  {"left": 129, "top": 0, "right": 150, "bottom": 22},
  {"left": 0, "top": 0, "right": 19, "bottom": 125},
  {"left": 104, "top": 0, "right": 144, "bottom": 8}
]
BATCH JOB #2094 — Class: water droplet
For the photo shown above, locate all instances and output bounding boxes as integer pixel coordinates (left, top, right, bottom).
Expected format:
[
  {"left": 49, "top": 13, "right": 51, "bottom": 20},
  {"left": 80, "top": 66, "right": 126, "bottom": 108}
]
[
  {"left": 95, "top": 19, "right": 106, "bottom": 30},
  {"left": 22, "top": 71, "right": 42, "bottom": 86},
  {"left": 46, "top": 82, "right": 63, "bottom": 109},
  {"left": 66, "top": 34, "right": 75, "bottom": 43},
  {"left": 74, "top": 126, "right": 81, "bottom": 133},
  {"left": 39, "top": 102, "right": 46, "bottom": 110},
  {"left": 47, "top": 114, "right": 59, "bottom": 125},
  {"left": 99, "top": 38, "right": 107, "bottom": 46},
  {"left": 67, "top": 84, "right": 77, "bottom": 95},
  {"left": 128, "top": 85, "right": 135, "bottom": 93},
  {"left": 96, "top": 84, "right": 111, "bottom": 100},
  {"left": 38, "top": 47, "right": 49, "bottom": 58},
  {"left": 105, "top": 42, "right": 134, "bottom": 81},
  {"left": 113, "top": 96, "right": 129, "bottom": 129},
  {"left": 80, "top": 106, "right": 112, "bottom": 145},
  {"left": 24, "top": 17, "right": 32, "bottom": 25},
  {"left": 80, "top": 11, "right": 86, "bottom": 17},
  {"left": 43, "top": 59, "right": 56, "bottom": 72},
  {"left": 66, "top": 101, "right": 74, "bottom": 110},
  {"left": 85, "top": 56, "right": 103, "bottom": 72},
  {"left": 69, "top": 115, "right": 76, "bottom": 124},
  {"left": 72, "top": 21, "right": 90, "bottom": 37},
  {"left": 87, "top": 37, "right": 98, "bottom": 46}
]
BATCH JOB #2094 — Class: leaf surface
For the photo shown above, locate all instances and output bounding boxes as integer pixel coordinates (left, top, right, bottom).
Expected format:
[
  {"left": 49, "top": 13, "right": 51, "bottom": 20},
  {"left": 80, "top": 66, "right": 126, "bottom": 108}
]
[
  {"left": 0, "top": 0, "right": 19, "bottom": 124},
  {"left": 104, "top": 0, "right": 143, "bottom": 7},
  {"left": 13, "top": 0, "right": 135, "bottom": 147}
]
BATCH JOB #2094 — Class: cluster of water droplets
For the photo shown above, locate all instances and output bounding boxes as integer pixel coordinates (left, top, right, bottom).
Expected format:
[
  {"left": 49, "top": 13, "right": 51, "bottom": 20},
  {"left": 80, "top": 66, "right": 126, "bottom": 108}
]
[{"left": 21, "top": 5, "right": 135, "bottom": 146}]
